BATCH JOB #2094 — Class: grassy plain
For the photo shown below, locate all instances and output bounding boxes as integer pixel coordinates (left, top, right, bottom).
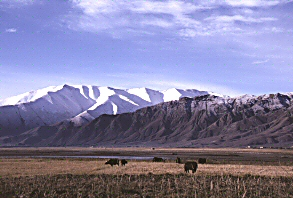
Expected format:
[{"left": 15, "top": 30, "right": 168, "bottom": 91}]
[
  {"left": 0, "top": 147, "right": 293, "bottom": 197},
  {"left": 1, "top": 158, "right": 293, "bottom": 177},
  {"left": 1, "top": 147, "right": 293, "bottom": 165}
]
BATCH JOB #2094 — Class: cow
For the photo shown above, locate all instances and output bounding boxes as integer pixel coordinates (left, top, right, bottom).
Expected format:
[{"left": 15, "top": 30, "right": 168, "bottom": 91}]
[
  {"left": 184, "top": 161, "right": 198, "bottom": 173},
  {"left": 198, "top": 158, "right": 207, "bottom": 164},
  {"left": 121, "top": 159, "right": 128, "bottom": 166},
  {"left": 105, "top": 159, "right": 119, "bottom": 167},
  {"left": 152, "top": 157, "right": 165, "bottom": 162},
  {"left": 175, "top": 157, "right": 181, "bottom": 164}
]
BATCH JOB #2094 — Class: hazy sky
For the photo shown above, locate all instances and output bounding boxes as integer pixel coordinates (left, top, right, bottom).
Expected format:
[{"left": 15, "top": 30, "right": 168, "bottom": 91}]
[{"left": 1, "top": 0, "right": 293, "bottom": 99}]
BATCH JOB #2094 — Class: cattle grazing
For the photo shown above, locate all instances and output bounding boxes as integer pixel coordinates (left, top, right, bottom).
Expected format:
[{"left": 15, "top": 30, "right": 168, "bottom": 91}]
[
  {"left": 152, "top": 157, "right": 165, "bottom": 162},
  {"left": 184, "top": 161, "right": 198, "bottom": 173},
  {"left": 198, "top": 158, "right": 207, "bottom": 164},
  {"left": 175, "top": 157, "right": 181, "bottom": 164},
  {"left": 105, "top": 159, "right": 119, "bottom": 166},
  {"left": 121, "top": 159, "right": 128, "bottom": 166}
]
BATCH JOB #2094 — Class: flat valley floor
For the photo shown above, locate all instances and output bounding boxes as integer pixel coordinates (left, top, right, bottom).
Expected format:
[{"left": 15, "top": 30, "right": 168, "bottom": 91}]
[{"left": 1, "top": 147, "right": 293, "bottom": 197}]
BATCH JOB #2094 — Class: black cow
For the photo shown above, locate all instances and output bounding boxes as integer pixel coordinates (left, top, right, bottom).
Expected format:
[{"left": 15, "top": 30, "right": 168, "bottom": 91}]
[
  {"left": 121, "top": 159, "right": 128, "bottom": 166},
  {"left": 198, "top": 158, "right": 207, "bottom": 164},
  {"left": 184, "top": 161, "right": 198, "bottom": 173},
  {"left": 105, "top": 159, "right": 119, "bottom": 166},
  {"left": 152, "top": 157, "right": 165, "bottom": 162},
  {"left": 175, "top": 157, "right": 181, "bottom": 164}
]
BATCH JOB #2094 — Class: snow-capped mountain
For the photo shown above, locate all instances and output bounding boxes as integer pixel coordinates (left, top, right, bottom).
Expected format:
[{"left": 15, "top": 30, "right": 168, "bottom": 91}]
[
  {"left": 2, "top": 85, "right": 293, "bottom": 147},
  {"left": 0, "top": 84, "right": 212, "bottom": 136},
  {"left": 4, "top": 92, "right": 293, "bottom": 148}
]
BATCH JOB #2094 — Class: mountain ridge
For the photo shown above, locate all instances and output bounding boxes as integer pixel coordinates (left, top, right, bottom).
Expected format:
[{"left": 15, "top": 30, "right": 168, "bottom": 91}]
[
  {"left": 2, "top": 93, "right": 293, "bottom": 148},
  {"left": 2, "top": 84, "right": 293, "bottom": 148},
  {"left": 0, "top": 84, "right": 212, "bottom": 136}
]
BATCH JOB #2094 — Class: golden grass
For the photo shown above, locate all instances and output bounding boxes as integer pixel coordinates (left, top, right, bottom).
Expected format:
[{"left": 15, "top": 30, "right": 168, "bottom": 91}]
[
  {"left": 2, "top": 173, "right": 292, "bottom": 197},
  {"left": 1, "top": 158, "right": 293, "bottom": 178},
  {"left": 1, "top": 157, "right": 293, "bottom": 197}
]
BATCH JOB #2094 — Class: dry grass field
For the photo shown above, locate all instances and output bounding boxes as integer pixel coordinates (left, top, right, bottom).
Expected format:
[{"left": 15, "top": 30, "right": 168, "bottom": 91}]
[
  {"left": 1, "top": 158, "right": 293, "bottom": 177},
  {"left": 1, "top": 173, "right": 293, "bottom": 197},
  {"left": 1, "top": 147, "right": 293, "bottom": 197}
]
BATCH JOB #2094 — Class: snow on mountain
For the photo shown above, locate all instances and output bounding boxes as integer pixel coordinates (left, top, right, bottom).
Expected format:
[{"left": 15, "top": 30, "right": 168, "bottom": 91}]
[
  {"left": 0, "top": 85, "right": 64, "bottom": 106},
  {"left": 162, "top": 88, "right": 210, "bottom": 102},
  {"left": 0, "top": 84, "right": 214, "bottom": 136},
  {"left": 70, "top": 86, "right": 211, "bottom": 126},
  {"left": 226, "top": 93, "right": 293, "bottom": 115},
  {"left": 0, "top": 85, "right": 96, "bottom": 136}
]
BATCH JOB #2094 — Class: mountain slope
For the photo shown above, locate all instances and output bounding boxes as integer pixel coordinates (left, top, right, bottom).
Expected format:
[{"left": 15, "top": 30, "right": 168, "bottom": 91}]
[
  {"left": 0, "top": 85, "right": 96, "bottom": 136},
  {"left": 0, "top": 84, "right": 210, "bottom": 136},
  {"left": 5, "top": 93, "right": 293, "bottom": 148}
]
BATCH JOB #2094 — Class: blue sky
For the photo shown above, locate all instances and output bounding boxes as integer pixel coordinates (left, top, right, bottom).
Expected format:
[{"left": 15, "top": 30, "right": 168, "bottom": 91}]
[{"left": 1, "top": 0, "right": 293, "bottom": 99}]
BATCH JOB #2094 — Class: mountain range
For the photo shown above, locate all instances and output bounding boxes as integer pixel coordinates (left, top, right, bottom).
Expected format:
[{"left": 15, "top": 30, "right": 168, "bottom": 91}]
[
  {"left": 0, "top": 85, "right": 211, "bottom": 138},
  {"left": 1, "top": 84, "right": 293, "bottom": 148}
]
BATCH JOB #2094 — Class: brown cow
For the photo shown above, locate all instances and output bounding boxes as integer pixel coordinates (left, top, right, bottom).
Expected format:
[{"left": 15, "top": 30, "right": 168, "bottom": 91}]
[
  {"left": 152, "top": 157, "right": 165, "bottom": 162},
  {"left": 105, "top": 159, "right": 119, "bottom": 166},
  {"left": 198, "top": 158, "right": 207, "bottom": 164},
  {"left": 184, "top": 161, "right": 198, "bottom": 173},
  {"left": 121, "top": 159, "right": 128, "bottom": 166}
]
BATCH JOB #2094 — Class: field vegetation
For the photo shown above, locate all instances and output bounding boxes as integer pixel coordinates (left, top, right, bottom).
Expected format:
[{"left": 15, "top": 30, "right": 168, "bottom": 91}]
[
  {"left": 1, "top": 173, "right": 293, "bottom": 197},
  {"left": 1, "top": 158, "right": 293, "bottom": 177},
  {"left": 1, "top": 148, "right": 293, "bottom": 197}
]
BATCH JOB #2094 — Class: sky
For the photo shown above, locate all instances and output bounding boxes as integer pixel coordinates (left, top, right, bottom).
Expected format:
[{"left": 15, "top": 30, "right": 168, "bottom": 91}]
[{"left": 1, "top": 0, "right": 293, "bottom": 99}]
